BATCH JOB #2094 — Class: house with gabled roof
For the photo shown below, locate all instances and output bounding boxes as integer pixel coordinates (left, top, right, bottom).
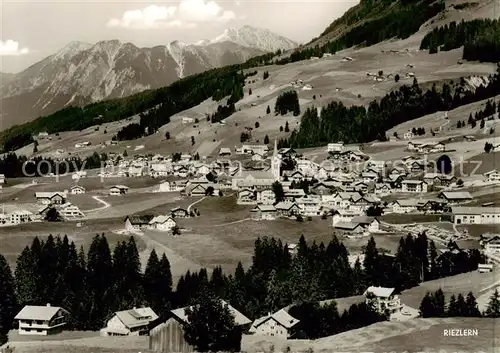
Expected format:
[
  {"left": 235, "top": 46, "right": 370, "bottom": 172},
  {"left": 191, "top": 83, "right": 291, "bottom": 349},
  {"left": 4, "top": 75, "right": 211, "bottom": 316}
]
[
  {"left": 401, "top": 179, "right": 428, "bottom": 193},
  {"left": 14, "top": 304, "right": 69, "bottom": 335},
  {"left": 364, "top": 286, "right": 402, "bottom": 315},
  {"left": 101, "top": 307, "right": 159, "bottom": 336},
  {"left": 249, "top": 309, "right": 300, "bottom": 338},
  {"left": 110, "top": 185, "right": 129, "bottom": 195},
  {"left": 149, "top": 215, "right": 177, "bottom": 231},
  {"left": 388, "top": 199, "right": 420, "bottom": 214},
  {"left": 275, "top": 201, "right": 301, "bottom": 217},
  {"left": 438, "top": 191, "right": 473, "bottom": 204},
  {"left": 124, "top": 215, "right": 154, "bottom": 232},
  {"left": 251, "top": 204, "right": 277, "bottom": 220},
  {"left": 484, "top": 170, "right": 500, "bottom": 182},
  {"left": 35, "top": 192, "right": 67, "bottom": 205},
  {"left": 171, "top": 207, "right": 189, "bottom": 218}
]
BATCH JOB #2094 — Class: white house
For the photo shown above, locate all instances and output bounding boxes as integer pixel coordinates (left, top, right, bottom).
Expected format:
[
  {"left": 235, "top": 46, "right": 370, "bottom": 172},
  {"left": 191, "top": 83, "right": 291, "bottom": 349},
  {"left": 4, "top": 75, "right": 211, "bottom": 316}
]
[
  {"left": 100, "top": 307, "right": 158, "bottom": 336},
  {"left": 14, "top": 304, "right": 69, "bottom": 335},
  {"left": 452, "top": 206, "right": 500, "bottom": 224},
  {"left": 110, "top": 185, "right": 129, "bottom": 195},
  {"left": 484, "top": 170, "right": 500, "bottom": 182},
  {"left": 70, "top": 185, "right": 86, "bottom": 194},
  {"left": 149, "top": 215, "right": 177, "bottom": 231},
  {"left": 483, "top": 236, "right": 500, "bottom": 256},
  {"left": 364, "top": 286, "right": 403, "bottom": 315},
  {"left": 182, "top": 117, "right": 195, "bottom": 124},
  {"left": 327, "top": 142, "right": 344, "bottom": 153},
  {"left": 332, "top": 209, "right": 364, "bottom": 225},
  {"left": 249, "top": 309, "right": 300, "bottom": 338},
  {"left": 0, "top": 174, "right": 5, "bottom": 184},
  {"left": 389, "top": 199, "right": 419, "bottom": 214},
  {"left": 156, "top": 181, "right": 172, "bottom": 192},
  {"left": 35, "top": 192, "right": 66, "bottom": 205},
  {"left": 401, "top": 180, "right": 428, "bottom": 193},
  {"left": 250, "top": 204, "right": 277, "bottom": 220},
  {"left": 9, "top": 210, "right": 33, "bottom": 225}
]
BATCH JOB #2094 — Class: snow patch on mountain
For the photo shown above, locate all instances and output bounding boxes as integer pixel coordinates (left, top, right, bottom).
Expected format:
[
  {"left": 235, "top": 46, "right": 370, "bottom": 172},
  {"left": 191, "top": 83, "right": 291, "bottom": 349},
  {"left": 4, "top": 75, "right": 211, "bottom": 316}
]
[
  {"left": 51, "top": 41, "right": 93, "bottom": 61},
  {"left": 210, "top": 25, "right": 298, "bottom": 52}
]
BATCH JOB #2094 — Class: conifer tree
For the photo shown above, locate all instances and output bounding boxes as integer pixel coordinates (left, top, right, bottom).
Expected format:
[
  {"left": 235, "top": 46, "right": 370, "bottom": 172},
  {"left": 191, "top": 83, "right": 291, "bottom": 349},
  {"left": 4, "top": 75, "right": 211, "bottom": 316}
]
[
  {"left": 455, "top": 293, "right": 467, "bottom": 316},
  {"left": 420, "top": 292, "right": 434, "bottom": 317},
  {"left": 363, "top": 237, "right": 379, "bottom": 286},
  {"left": 264, "top": 135, "right": 270, "bottom": 144},
  {"left": 484, "top": 289, "right": 500, "bottom": 317},
  {"left": 266, "top": 105, "right": 271, "bottom": 114},
  {"left": 432, "top": 289, "right": 446, "bottom": 317},
  {"left": 15, "top": 246, "right": 42, "bottom": 306},
  {"left": 465, "top": 292, "right": 481, "bottom": 317},
  {"left": 0, "top": 254, "right": 16, "bottom": 346},
  {"left": 447, "top": 294, "right": 458, "bottom": 316},
  {"left": 184, "top": 289, "right": 240, "bottom": 352}
]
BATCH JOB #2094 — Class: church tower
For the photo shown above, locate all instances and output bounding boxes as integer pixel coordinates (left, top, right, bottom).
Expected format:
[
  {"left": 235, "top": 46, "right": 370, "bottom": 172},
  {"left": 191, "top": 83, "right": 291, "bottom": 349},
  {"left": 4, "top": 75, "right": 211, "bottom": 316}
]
[{"left": 271, "top": 140, "right": 281, "bottom": 181}]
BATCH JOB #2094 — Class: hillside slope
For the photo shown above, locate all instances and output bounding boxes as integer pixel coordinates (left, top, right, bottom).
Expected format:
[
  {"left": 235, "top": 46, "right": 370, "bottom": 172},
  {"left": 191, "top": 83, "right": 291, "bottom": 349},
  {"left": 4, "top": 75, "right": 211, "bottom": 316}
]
[{"left": 0, "top": 26, "right": 297, "bottom": 130}]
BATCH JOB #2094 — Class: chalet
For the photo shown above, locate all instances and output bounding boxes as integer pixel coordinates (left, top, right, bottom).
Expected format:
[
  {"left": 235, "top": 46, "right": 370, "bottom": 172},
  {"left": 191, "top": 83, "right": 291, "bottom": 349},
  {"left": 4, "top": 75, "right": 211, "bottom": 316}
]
[
  {"left": 478, "top": 263, "right": 494, "bottom": 273},
  {"left": 278, "top": 148, "right": 297, "bottom": 158},
  {"left": 452, "top": 207, "right": 500, "bottom": 224},
  {"left": 149, "top": 215, "right": 177, "bottom": 231},
  {"left": 350, "top": 194, "right": 378, "bottom": 212},
  {"left": 0, "top": 174, "right": 4, "bottom": 184},
  {"left": 351, "top": 216, "right": 380, "bottom": 233},
  {"left": 283, "top": 188, "right": 306, "bottom": 202},
  {"left": 240, "top": 144, "right": 269, "bottom": 155},
  {"left": 171, "top": 207, "right": 189, "bottom": 218},
  {"left": 423, "top": 173, "right": 456, "bottom": 187},
  {"left": 9, "top": 210, "right": 33, "bottom": 225},
  {"left": 407, "top": 141, "right": 421, "bottom": 151},
  {"left": 184, "top": 183, "right": 218, "bottom": 196},
  {"left": 35, "top": 192, "right": 66, "bottom": 205},
  {"left": 58, "top": 203, "right": 84, "bottom": 219},
  {"left": 409, "top": 161, "right": 429, "bottom": 174},
  {"left": 484, "top": 170, "right": 500, "bottom": 182},
  {"left": 232, "top": 171, "right": 276, "bottom": 190},
  {"left": 257, "top": 189, "right": 275, "bottom": 204},
  {"left": 417, "top": 142, "right": 445, "bottom": 154},
  {"left": 101, "top": 307, "right": 159, "bottom": 336},
  {"left": 70, "top": 185, "right": 86, "bottom": 194},
  {"left": 333, "top": 222, "right": 368, "bottom": 236},
  {"left": 251, "top": 204, "right": 277, "bottom": 220},
  {"left": 124, "top": 215, "right": 154, "bottom": 232},
  {"left": 252, "top": 153, "right": 265, "bottom": 161},
  {"left": 152, "top": 300, "right": 250, "bottom": 353},
  {"left": 74, "top": 141, "right": 91, "bottom": 148},
  {"left": 389, "top": 199, "right": 419, "bottom": 214},
  {"left": 237, "top": 188, "right": 257, "bottom": 205},
  {"left": 249, "top": 309, "right": 300, "bottom": 338},
  {"left": 72, "top": 171, "right": 87, "bottom": 180},
  {"left": 332, "top": 209, "right": 363, "bottom": 225},
  {"left": 374, "top": 183, "right": 392, "bottom": 196},
  {"left": 361, "top": 171, "right": 379, "bottom": 183},
  {"left": 219, "top": 148, "right": 232, "bottom": 156},
  {"left": 156, "top": 181, "right": 172, "bottom": 192},
  {"left": 364, "top": 286, "right": 402, "bottom": 315},
  {"left": 311, "top": 182, "right": 335, "bottom": 195},
  {"left": 401, "top": 180, "right": 428, "bottom": 193},
  {"left": 182, "top": 117, "right": 194, "bottom": 124},
  {"left": 110, "top": 185, "right": 129, "bottom": 195},
  {"left": 482, "top": 235, "right": 500, "bottom": 255},
  {"left": 14, "top": 304, "right": 69, "bottom": 335},
  {"left": 295, "top": 196, "right": 321, "bottom": 216},
  {"left": 438, "top": 191, "right": 473, "bottom": 204}
]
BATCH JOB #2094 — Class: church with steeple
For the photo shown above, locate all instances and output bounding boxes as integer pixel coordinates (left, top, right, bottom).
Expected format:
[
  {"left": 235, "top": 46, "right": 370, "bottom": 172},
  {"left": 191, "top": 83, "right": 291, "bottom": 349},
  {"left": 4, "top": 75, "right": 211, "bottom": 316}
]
[{"left": 271, "top": 139, "right": 281, "bottom": 181}]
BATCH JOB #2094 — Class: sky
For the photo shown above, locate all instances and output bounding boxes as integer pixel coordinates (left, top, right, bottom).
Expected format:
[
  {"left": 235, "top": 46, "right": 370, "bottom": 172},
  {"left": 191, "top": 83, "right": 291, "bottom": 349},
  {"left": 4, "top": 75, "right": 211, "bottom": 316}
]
[{"left": 0, "top": 0, "right": 359, "bottom": 73}]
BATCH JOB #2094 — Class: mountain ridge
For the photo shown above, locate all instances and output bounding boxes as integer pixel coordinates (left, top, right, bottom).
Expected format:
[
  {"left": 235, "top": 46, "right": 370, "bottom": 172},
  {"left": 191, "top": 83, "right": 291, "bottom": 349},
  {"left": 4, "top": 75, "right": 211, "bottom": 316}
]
[{"left": 0, "top": 26, "right": 297, "bottom": 130}]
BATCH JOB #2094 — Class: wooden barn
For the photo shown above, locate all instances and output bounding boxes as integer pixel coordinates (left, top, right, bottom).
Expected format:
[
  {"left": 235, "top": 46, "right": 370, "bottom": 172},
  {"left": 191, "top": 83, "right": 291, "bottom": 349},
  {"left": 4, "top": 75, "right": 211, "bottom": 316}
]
[{"left": 149, "top": 300, "right": 251, "bottom": 353}]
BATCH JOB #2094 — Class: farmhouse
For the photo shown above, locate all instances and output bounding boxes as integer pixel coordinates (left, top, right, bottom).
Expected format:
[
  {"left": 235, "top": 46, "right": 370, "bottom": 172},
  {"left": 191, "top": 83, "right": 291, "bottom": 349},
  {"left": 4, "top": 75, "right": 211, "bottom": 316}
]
[
  {"left": 151, "top": 300, "right": 250, "bottom": 353},
  {"left": 401, "top": 180, "right": 428, "bottom": 193},
  {"left": 124, "top": 215, "right": 154, "bottom": 232},
  {"left": 452, "top": 207, "right": 500, "bottom": 224},
  {"left": 482, "top": 235, "right": 500, "bottom": 255},
  {"left": 333, "top": 222, "right": 368, "bottom": 236},
  {"left": 9, "top": 210, "right": 33, "bottom": 225},
  {"left": 438, "top": 191, "right": 473, "bottom": 204},
  {"left": 251, "top": 204, "right": 277, "bottom": 220},
  {"left": 275, "top": 201, "right": 301, "bottom": 217},
  {"left": 389, "top": 199, "right": 420, "bottom": 214},
  {"left": 14, "top": 304, "right": 69, "bottom": 335},
  {"left": 484, "top": 170, "right": 500, "bottom": 182},
  {"left": 327, "top": 142, "right": 345, "bottom": 153},
  {"left": 237, "top": 188, "right": 257, "bottom": 204},
  {"left": 110, "top": 185, "right": 129, "bottom": 195},
  {"left": 101, "top": 307, "right": 158, "bottom": 336},
  {"left": 70, "top": 185, "right": 86, "bottom": 194},
  {"left": 351, "top": 216, "right": 380, "bottom": 233},
  {"left": 332, "top": 209, "right": 364, "bottom": 225},
  {"left": 35, "top": 192, "right": 66, "bottom": 205},
  {"left": 219, "top": 148, "right": 232, "bottom": 156},
  {"left": 249, "top": 309, "right": 300, "bottom": 338},
  {"left": 478, "top": 263, "right": 494, "bottom": 273},
  {"left": 149, "top": 215, "right": 177, "bottom": 231},
  {"left": 423, "top": 173, "right": 456, "bottom": 187},
  {"left": 0, "top": 174, "right": 5, "bottom": 184},
  {"left": 74, "top": 141, "right": 91, "bottom": 148},
  {"left": 364, "top": 286, "right": 403, "bottom": 315},
  {"left": 58, "top": 203, "right": 85, "bottom": 219},
  {"left": 240, "top": 144, "right": 269, "bottom": 155},
  {"left": 171, "top": 207, "right": 189, "bottom": 218},
  {"left": 182, "top": 117, "right": 194, "bottom": 124}
]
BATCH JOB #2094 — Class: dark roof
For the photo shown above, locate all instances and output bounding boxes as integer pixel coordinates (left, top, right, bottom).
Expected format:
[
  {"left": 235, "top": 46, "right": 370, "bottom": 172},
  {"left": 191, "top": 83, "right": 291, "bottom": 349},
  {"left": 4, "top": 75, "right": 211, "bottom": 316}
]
[{"left": 125, "top": 215, "right": 154, "bottom": 225}]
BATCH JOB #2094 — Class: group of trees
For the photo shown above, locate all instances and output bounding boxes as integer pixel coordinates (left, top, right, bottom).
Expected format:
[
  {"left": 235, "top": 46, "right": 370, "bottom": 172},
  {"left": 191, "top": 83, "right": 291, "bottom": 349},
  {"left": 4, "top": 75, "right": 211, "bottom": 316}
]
[
  {"left": 0, "top": 152, "right": 109, "bottom": 178},
  {"left": 277, "top": 0, "right": 445, "bottom": 64},
  {"left": 419, "top": 288, "right": 500, "bottom": 318},
  {"left": 420, "top": 18, "right": 500, "bottom": 62},
  {"left": 274, "top": 91, "right": 300, "bottom": 116},
  {"left": 0, "top": 230, "right": 484, "bottom": 346},
  {"left": 412, "top": 127, "right": 426, "bottom": 136},
  {"left": 277, "top": 67, "right": 500, "bottom": 148}
]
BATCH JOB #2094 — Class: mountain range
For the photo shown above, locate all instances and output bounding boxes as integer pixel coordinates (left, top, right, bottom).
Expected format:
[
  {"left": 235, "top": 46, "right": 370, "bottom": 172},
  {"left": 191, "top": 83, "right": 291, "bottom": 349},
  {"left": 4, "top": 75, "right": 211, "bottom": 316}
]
[{"left": 0, "top": 25, "right": 298, "bottom": 129}]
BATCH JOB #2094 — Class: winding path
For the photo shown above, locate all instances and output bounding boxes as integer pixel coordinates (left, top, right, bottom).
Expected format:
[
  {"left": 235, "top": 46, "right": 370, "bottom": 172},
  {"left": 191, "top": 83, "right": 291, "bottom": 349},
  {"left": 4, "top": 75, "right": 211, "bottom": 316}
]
[
  {"left": 83, "top": 196, "right": 111, "bottom": 213},
  {"left": 187, "top": 196, "right": 206, "bottom": 213}
]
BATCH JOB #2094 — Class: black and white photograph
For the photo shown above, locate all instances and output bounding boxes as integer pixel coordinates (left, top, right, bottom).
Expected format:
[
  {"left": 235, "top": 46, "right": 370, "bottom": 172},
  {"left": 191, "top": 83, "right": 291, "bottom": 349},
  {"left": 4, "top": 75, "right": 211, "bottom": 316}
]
[{"left": 0, "top": 0, "right": 499, "bottom": 352}]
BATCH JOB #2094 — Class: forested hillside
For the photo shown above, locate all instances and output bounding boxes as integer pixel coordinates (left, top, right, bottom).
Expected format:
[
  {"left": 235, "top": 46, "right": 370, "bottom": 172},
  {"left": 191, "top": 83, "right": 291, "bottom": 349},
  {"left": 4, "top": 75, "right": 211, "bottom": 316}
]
[
  {"left": 420, "top": 18, "right": 500, "bottom": 62},
  {"left": 278, "top": 65, "right": 500, "bottom": 148},
  {"left": 276, "top": 0, "right": 445, "bottom": 64}
]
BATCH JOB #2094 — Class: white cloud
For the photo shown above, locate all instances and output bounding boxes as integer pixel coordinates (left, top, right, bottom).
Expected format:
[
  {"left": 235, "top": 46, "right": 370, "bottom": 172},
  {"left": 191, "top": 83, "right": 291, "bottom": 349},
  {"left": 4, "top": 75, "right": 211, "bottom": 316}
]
[
  {"left": 0, "top": 40, "right": 30, "bottom": 56},
  {"left": 107, "top": 0, "right": 237, "bottom": 29}
]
